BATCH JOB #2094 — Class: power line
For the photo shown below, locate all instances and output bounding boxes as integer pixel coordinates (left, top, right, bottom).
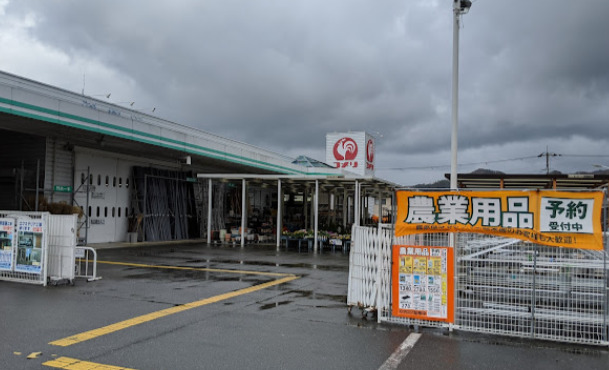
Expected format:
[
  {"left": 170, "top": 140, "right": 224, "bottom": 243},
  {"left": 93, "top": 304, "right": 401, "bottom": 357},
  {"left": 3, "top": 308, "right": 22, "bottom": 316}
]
[
  {"left": 378, "top": 155, "right": 539, "bottom": 171},
  {"left": 560, "top": 154, "right": 609, "bottom": 158}
]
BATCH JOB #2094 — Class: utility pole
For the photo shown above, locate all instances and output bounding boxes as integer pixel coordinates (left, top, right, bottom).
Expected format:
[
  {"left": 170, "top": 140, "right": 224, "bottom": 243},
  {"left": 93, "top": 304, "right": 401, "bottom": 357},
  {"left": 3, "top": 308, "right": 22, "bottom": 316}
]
[
  {"left": 450, "top": 0, "right": 472, "bottom": 190},
  {"left": 538, "top": 147, "right": 561, "bottom": 174}
]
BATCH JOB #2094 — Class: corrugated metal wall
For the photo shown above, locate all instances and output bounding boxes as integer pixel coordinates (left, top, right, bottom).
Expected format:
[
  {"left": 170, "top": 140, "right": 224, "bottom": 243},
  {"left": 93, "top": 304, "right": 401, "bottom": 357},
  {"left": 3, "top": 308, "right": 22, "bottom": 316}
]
[{"left": 44, "top": 137, "right": 74, "bottom": 204}]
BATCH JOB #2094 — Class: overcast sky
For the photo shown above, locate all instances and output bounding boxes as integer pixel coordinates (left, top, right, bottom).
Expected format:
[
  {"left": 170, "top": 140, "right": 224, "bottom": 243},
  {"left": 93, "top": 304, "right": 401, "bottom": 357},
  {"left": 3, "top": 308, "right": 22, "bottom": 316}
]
[{"left": 1, "top": 0, "right": 608, "bottom": 186}]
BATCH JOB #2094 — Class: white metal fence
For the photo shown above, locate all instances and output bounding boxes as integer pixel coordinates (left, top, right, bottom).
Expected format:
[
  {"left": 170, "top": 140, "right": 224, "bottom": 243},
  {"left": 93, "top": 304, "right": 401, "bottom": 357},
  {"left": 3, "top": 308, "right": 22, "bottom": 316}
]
[
  {"left": 348, "top": 225, "right": 609, "bottom": 346},
  {"left": 47, "top": 214, "right": 77, "bottom": 284},
  {"left": 347, "top": 224, "right": 392, "bottom": 317}
]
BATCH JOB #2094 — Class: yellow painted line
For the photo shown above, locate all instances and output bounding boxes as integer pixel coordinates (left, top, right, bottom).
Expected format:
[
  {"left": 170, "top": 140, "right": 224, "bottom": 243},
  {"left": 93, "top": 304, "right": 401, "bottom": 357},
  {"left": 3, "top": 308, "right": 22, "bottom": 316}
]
[
  {"left": 43, "top": 356, "right": 136, "bottom": 370},
  {"left": 27, "top": 352, "right": 42, "bottom": 359},
  {"left": 98, "top": 260, "right": 292, "bottom": 277},
  {"left": 49, "top": 275, "right": 298, "bottom": 347}
]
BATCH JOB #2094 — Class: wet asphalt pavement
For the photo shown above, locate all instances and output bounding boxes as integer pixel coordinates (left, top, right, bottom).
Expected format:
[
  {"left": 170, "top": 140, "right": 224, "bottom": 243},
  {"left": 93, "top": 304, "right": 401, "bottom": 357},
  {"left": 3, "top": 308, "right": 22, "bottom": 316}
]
[{"left": 1, "top": 242, "right": 607, "bottom": 370}]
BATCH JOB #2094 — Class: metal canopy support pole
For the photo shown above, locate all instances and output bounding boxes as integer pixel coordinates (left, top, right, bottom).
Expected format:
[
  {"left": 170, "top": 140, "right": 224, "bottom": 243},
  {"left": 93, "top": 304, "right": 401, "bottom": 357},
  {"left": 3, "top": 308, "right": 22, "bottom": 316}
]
[
  {"left": 304, "top": 186, "right": 309, "bottom": 230},
  {"left": 376, "top": 188, "right": 381, "bottom": 224},
  {"left": 343, "top": 188, "right": 348, "bottom": 231},
  {"left": 276, "top": 179, "right": 282, "bottom": 249},
  {"left": 207, "top": 178, "right": 212, "bottom": 244},
  {"left": 84, "top": 166, "right": 90, "bottom": 245},
  {"left": 330, "top": 190, "right": 336, "bottom": 225},
  {"left": 354, "top": 180, "right": 360, "bottom": 227},
  {"left": 241, "top": 179, "right": 247, "bottom": 247},
  {"left": 314, "top": 179, "right": 319, "bottom": 252},
  {"left": 310, "top": 186, "right": 315, "bottom": 231},
  {"left": 143, "top": 174, "right": 147, "bottom": 242}
]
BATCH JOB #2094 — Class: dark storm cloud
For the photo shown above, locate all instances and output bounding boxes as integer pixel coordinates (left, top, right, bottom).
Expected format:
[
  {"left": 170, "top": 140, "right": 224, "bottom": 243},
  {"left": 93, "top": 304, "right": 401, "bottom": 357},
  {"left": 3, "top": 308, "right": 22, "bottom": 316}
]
[{"left": 2, "top": 0, "right": 609, "bottom": 184}]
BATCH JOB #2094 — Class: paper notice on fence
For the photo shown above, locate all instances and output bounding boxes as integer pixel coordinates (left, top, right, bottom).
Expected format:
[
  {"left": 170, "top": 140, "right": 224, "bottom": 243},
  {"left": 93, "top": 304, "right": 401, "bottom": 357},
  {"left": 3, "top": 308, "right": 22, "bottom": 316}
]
[{"left": 392, "top": 245, "right": 454, "bottom": 323}]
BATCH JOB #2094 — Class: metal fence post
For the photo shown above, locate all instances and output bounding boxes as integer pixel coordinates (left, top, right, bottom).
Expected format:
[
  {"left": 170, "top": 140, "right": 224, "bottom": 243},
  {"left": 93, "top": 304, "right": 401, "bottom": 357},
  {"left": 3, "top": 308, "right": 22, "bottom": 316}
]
[{"left": 531, "top": 245, "right": 538, "bottom": 338}]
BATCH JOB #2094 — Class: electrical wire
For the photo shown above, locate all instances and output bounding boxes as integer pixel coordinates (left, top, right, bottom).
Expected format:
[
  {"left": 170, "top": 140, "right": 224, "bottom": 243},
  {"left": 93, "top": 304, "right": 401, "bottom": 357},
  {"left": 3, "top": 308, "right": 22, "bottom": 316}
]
[{"left": 377, "top": 155, "right": 539, "bottom": 171}]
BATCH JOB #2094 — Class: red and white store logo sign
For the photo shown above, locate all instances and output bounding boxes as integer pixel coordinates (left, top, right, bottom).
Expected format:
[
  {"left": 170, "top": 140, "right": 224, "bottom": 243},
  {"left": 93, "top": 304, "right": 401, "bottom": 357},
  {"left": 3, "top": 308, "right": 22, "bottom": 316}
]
[
  {"left": 333, "top": 137, "right": 358, "bottom": 168},
  {"left": 366, "top": 139, "right": 374, "bottom": 170}
]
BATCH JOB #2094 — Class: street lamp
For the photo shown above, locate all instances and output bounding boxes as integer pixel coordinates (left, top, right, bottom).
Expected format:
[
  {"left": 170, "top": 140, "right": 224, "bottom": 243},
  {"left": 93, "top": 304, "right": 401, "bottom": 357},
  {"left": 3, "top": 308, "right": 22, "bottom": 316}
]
[{"left": 450, "top": 0, "right": 472, "bottom": 190}]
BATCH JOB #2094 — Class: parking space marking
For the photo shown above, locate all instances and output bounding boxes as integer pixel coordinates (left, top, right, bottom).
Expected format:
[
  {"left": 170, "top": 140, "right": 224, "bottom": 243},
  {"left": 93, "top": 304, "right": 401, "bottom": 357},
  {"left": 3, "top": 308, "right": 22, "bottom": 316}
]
[
  {"left": 378, "top": 332, "right": 422, "bottom": 370},
  {"left": 98, "top": 260, "right": 293, "bottom": 277},
  {"left": 43, "top": 356, "right": 136, "bottom": 370},
  {"left": 49, "top": 274, "right": 299, "bottom": 347}
]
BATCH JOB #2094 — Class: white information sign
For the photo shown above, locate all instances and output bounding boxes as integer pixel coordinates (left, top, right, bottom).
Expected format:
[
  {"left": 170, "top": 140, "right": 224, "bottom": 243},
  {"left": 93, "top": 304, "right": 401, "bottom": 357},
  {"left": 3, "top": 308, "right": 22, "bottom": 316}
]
[{"left": 0, "top": 218, "right": 15, "bottom": 271}]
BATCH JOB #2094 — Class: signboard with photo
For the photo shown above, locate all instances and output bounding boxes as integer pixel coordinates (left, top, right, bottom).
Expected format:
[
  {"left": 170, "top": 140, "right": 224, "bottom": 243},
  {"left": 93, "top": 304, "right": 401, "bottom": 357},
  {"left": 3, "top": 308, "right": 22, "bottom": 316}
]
[{"left": 15, "top": 219, "right": 44, "bottom": 274}]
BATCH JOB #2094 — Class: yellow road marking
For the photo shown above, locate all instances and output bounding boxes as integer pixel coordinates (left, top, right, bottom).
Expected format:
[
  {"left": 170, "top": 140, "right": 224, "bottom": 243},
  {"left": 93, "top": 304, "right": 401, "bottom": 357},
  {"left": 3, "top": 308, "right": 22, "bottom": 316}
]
[
  {"left": 43, "top": 356, "right": 136, "bottom": 370},
  {"left": 98, "top": 260, "right": 292, "bottom": 277},
  {"left": 49, "top": 275, "right": 298, "bottom": 347},
  {"left": 27, "top": 352, "right": 42, "bottom": 359}
]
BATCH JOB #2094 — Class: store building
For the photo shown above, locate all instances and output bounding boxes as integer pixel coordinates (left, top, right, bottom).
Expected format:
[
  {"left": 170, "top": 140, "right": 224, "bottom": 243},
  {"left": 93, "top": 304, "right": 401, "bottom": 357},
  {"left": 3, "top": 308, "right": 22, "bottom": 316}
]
[{"left": 0, "top": 71, "right": 396, "bottom": 245}]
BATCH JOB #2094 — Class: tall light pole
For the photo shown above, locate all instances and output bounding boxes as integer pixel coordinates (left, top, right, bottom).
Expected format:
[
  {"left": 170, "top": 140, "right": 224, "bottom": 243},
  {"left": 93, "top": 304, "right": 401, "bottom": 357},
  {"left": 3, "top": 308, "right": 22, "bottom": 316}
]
[{"left": 451, "top": 0, "right": 472, "bottom": 190}]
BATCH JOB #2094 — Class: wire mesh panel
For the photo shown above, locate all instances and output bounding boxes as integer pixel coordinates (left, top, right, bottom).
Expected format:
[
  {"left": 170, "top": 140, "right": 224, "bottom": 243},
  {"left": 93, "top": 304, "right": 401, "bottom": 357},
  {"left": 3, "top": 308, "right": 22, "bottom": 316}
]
[
  {"left": 455, "top": 233, "right": 608, "bottom": 346},
  {"left": 349, "top": 224, "right": 608, "bottom": 345}
]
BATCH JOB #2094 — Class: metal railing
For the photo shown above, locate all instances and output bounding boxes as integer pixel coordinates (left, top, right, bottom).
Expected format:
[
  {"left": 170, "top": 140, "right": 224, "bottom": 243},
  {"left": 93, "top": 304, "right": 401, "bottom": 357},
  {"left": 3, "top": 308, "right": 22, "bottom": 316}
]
[{"left": 75, "top": 246, "right": 101, "bottom": 282}]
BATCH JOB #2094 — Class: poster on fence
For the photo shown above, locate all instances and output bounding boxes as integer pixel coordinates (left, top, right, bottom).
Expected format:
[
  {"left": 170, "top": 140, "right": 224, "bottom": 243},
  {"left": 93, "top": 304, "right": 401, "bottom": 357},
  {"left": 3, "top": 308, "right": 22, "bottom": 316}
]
[
  {"left": 392, "top": 245, "right": 454, "bottom": 322},
  {"left": 15, "top": 219, "right": 44, "bottom": 274},
  {"left": 395, "top": 190, "right": 604, "bottom": 250},
  {"left": 0, "top": 218, "right": 15, "bottom": 271}
]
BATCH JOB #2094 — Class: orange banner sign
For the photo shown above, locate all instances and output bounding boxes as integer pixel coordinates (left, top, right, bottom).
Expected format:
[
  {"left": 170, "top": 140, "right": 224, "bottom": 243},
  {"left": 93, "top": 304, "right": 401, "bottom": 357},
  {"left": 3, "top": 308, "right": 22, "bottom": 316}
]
[{"left": 395, "top": 190, "right": 604, "bottom": 250}]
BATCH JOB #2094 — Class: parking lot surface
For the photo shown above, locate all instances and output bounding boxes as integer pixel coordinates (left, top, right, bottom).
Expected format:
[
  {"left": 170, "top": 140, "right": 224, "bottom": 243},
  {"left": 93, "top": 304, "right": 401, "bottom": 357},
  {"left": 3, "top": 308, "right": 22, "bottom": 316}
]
[{"left": 1, "top": 242, "right": 607, "bottom": 369}]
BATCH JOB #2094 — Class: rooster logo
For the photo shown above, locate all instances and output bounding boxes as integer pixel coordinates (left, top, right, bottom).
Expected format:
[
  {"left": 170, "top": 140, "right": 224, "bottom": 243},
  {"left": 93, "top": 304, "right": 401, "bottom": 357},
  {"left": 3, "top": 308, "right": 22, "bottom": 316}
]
[{"left": 333, "top": 137, "right": 358, "bottom": 160}]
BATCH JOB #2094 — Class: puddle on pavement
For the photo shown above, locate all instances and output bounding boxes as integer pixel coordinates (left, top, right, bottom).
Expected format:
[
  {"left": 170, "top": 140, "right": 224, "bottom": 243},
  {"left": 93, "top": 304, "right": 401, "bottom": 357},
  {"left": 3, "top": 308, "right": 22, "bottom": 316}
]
[
  {"left": 259, "top": 300, "right": 293, "bottom": 310},
  {"left": 184, "top": 259, "right": 346, "bottom": 272},
  {"left": 123, "top": 269, "right": 270, "bottom": 284},
  {"left": 280, "top": 289, "right": 347, "bottom": 303},
  {"left": 258, "top": 291, "right": 347, "bottom": 310}
]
